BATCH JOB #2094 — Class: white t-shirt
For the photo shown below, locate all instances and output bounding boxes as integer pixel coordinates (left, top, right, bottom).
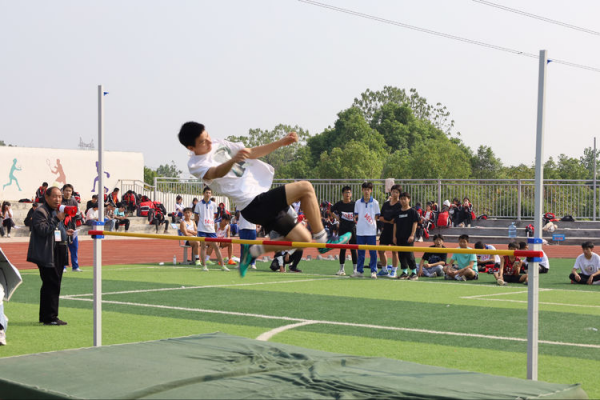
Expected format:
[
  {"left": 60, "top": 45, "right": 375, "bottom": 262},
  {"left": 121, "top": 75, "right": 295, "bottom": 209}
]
[
  {"left": 478, "top": 244, "right": 501, "bottom": 264},
  {"left": 522, "top": 250, "right": 550, "bottom": 269},
  {"left": 174, "top": 202, "right": 184, "bottom": 214},
  {"left": 573, "top": 253, "right": 600, "bottom": 275},
  {"left": 188, "top": 139, "right": 274, "bottom": 210},
  {"left": 354, "top": 197, "right": 380, "bottom": 236},
  {"left": 237, "top": 213, "right": 256, "bottom": 230},
  {"left": 195, "top": 200, "right": 217, "bottom": 233}
]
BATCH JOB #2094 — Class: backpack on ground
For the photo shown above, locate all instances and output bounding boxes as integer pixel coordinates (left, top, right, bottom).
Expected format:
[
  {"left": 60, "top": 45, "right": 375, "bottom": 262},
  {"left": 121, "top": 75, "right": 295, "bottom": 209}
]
[
  {"left": 525, "top": 224, "right": 534, "bottom": 237},
  {"left": 560, "top": 215, "right": 575, "bottom": 222}
]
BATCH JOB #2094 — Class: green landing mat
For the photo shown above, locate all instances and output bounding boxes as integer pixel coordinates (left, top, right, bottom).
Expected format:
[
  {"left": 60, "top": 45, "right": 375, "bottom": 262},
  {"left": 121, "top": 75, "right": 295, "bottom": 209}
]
[{"left": 0, "top": 332, "right": 587, "bottom": 399}]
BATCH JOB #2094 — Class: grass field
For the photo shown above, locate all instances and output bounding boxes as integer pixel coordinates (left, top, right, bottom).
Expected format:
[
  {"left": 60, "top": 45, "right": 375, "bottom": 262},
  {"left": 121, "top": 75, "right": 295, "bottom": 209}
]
[{"left": 2, "top": 257, "right": 599, "bottom": 397}]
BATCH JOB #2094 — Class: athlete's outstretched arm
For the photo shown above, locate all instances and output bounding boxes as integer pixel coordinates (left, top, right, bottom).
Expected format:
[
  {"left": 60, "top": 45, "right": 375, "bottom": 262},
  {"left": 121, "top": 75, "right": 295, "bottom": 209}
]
[{"left": 247, "top": 132, "right": 298, "bottom": 159}]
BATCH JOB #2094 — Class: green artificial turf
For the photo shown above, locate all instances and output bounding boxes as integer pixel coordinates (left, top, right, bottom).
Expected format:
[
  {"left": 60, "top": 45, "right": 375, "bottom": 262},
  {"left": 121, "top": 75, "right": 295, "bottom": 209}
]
[{"left": 2, "top": 257, "right": 599, "bottom": 397}]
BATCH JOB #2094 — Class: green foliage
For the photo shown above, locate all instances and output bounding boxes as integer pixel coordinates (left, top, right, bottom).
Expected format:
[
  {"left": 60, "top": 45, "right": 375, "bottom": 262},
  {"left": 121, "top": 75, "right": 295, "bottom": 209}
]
[
  {"left": 471, "top": 146, "right": 503, "bottom": 179},
  {"left": 581, "top": 146, "right": 600, "bottom": 179},
  {"left": 502, "top": 164, "right": 535, "bottom": 179},
  {"left": 352, "top": 86, "right": 455, "bottom": 135},
  {"left": 156, "top": 161, "right": 182, "bottom": 178},
  {"left": 144, "top": 166, "right": 157, "bottom": 185},
  {"left": 226, "top": 124, "right": 311, "bottom": 179},
  {"left": 316, "top": 141, "right": 385, "bottom": 179}
]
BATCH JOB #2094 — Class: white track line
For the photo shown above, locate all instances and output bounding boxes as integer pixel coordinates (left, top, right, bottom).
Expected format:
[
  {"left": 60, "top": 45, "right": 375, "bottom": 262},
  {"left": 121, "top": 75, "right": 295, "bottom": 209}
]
[
  {"left": 63, "top": 297, "right": 600, "bottom": 350},
  {"left": 468, "top": 298, "right": 600, "bottom": 309},
  {"left": 256, "top": 321, "right": 318, "bottom": 341}
]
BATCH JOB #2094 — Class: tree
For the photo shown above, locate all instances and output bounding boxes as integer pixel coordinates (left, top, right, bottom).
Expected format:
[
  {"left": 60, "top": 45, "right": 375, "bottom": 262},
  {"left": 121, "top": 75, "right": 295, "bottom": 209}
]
[
  {"left": 144, "top": 167, "right": 157, "bottom": 185},
  {"left": 471, "top": 145, "right": 503, "bottom": 179},
  {"left": 580, "top": 146, "right": 600, "bottom": 179},
  {"left": 501, "top": 164, "right": 534, "bottom": 179},
  {"left": 556, "top": 154, "right": 588, "bottom": 179},
  {"left": 316, "top": 141, "right": 385, "bottom": 179},
  {"left": 352, "top": 86, "right": 455, "bottom": 135},
  {"left": 226, "top": 124, "right": 311, "bottom": 179},
  {"left": 156, "top": 161, "right": 182, "bottom": 178},
  {"left": 543, "top": 157, "right": 560, "bottom": 180}
]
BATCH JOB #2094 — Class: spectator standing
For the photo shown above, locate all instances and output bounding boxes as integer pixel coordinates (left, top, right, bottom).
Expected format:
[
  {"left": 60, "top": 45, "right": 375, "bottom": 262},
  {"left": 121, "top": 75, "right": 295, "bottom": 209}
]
[
  {"left": 194, "top": 187, "right": 227, "bottom": 272},
  {"left": 418, "top": 234, "right": 447, "bottom": 278},
  {"left": 24, "top": 203, "right": 39, "bottom": 232},
  {"left": 377, "top": 184, "right": 401, "bottom": 277},
  {"left": 27, "top": 186, "right": 73, "bottom": 325},
  {"left": 494, "top": 242, "right": 527, "bottom": 285},
  {"left": 352, "top": 182, "right": 380, "bottom": 279},
  {"left": 1, "top": 202, "right": 14, "bottom": 238},
  {"left": 445, "top": 234, "right": 478, "bottom": 281},
  {"left": 331, "top": 186, "right": 357, "bottom": 276},
  {"left": 569, "top": 242, "right": 600, "bottom": 285},
  {"left": 392, "top": 192, "right": 420, "bottom": 280},
  {"left": 61, "top": 184, "right": 81, "bottom": 272}
]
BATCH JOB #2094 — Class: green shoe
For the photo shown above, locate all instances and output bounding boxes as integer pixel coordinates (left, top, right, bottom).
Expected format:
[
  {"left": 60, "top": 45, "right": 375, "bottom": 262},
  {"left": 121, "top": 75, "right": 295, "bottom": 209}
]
[
  {"left": 318, "top": 232, "right": 352, "bottom": 254},
  {"left": 239, "top": 244, "right": 256, "bottom": 278}
]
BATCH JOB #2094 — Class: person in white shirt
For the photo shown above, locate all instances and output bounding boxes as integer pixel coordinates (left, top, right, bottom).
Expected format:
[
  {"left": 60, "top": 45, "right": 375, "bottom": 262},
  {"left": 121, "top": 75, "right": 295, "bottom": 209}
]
[
  {"left": 569, "top": 241, "right": 600, "bottom": 285},
  {"left": 352, "top": 182, "right": 380, "bottom": 279},
  {"left": 178, "top": 122, "right": 350, "bottom": 277},
  {"left": 194, "top": 187, "right": 227, "bottom": 272},
  {"left": 85, "top": 205, "right": 99, "bottom": 226},
  {"left": 518, "top": 241, "right": 550, "bottom": 273},
  {"left": 172, "top": 195, "right": 184, "bottom": 223},
  {"left": 474, "top": 242, "right": 501, "bottom": 273},
  {"left": 179, "top": 208, "right": 200, "bottom": 265}
]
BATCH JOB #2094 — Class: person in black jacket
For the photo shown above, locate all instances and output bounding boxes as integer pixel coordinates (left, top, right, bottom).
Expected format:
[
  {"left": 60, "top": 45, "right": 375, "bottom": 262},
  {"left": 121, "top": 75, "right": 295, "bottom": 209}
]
[
  {"left": 23, "top": 203, "right": 39, "bottom": 232},
  {"left": 27, "top": 186, "right": 73, "bottom": 326}
]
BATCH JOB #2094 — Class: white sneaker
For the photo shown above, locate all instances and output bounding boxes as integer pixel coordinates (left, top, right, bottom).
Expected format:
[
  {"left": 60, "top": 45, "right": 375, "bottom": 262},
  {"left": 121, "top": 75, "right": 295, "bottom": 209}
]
[
  {"left": 350, "top": 272, "right": 363, "bottom": 278},
  {"left": 201, "top": 266, "right": 209, "bottom": 272},
  {"left": 194, "top": 260, "right": 201, "bottom": 266},
  {"left": 336, "top": 270, "right": 346, "bottom": 276},
  {"left": 6, "top": 234, "right": 10, "bottom": 238},
  {"left": 250, "top": 264, "right": 257, "bottom": 270},
  {"left": 221, "top": 266, "right": 230, "bottom": 272},
  {"left": 232, "top": 257, "right": 240, "bottom": 262},
  {"left": 0, "top": 329, "right": 5, "bottom": 345},
  {"left": 388, "top": 270, "right": 397, "bottom": 278},
  {"left": 370, "top": 272, "right": 377, "bottom": 279}
]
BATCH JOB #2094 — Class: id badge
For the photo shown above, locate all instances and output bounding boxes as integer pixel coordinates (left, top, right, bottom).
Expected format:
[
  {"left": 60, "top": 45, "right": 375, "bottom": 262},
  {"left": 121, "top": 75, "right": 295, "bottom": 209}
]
[{"left": 54, "top": 230, "right": 61, "bottom": 241}]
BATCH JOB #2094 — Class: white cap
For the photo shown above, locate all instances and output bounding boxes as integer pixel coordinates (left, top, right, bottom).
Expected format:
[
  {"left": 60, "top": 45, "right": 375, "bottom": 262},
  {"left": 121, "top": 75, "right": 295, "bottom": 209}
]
[{"left": 443, "top": 200, "right": 450, "bottom": 207}]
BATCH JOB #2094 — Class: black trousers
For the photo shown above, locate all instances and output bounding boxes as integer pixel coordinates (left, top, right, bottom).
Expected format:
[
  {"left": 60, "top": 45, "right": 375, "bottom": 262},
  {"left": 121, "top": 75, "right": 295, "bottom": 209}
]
[
  {"left": 116, "top": 219, "right": 130, "bottom": 231},
  {"left": 37, "top": 245, "right": 67, "bottom": 323},
  {"left": 570, "top": 273, "right": 600, "bottom": 284}
]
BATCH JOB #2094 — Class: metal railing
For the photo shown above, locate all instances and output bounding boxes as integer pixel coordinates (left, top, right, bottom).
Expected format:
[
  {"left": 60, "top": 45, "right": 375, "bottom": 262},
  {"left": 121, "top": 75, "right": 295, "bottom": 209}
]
[{"left": 117, "top": 178, "right": 599, "bottom": 221}]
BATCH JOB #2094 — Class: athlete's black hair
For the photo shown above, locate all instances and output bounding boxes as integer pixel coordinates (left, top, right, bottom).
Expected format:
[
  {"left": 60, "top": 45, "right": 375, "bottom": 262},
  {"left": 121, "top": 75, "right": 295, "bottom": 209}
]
[{"left": 178, "top": 122, "right": 205, "bottom": 148}]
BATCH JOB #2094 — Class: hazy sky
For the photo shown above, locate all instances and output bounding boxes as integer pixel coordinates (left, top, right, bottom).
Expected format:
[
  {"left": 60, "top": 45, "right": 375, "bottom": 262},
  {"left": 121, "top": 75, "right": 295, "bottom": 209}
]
[{"left": 2, "top": 0, "right": 599, "bottom": 177}]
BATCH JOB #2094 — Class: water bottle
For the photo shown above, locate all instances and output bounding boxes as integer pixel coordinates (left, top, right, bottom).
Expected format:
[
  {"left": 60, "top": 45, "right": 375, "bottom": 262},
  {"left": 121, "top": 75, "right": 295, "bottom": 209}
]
[
  {"left": 173, "top": 255, "right": 177, "bottom": 265},
  {"left": 508, "top": 222, "right": 517, "bottom": 239}
]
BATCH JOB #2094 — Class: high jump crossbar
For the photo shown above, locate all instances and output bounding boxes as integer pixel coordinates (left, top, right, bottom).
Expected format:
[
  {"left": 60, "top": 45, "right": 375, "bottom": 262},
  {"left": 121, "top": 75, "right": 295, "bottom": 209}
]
[{"left": 87, "top": 231, "right": 543, "bottom": 258}]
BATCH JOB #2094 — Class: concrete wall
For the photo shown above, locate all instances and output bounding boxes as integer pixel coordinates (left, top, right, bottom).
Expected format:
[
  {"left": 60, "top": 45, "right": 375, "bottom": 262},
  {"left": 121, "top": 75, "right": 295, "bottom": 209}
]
[{"left": 0, "top": 146, "right": 143, "bottom": 202}]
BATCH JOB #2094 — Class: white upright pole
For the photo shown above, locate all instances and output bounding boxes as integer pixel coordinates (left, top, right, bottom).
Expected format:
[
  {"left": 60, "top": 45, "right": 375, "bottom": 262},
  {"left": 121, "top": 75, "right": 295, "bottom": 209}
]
[
  {"left": 94, "top": 85, "right": 104, "bottom": 347},
  {"left": 528, "top": 50, "right": 548, "bottom": 380},
  {"left": 594, "top": 137, "right": 597, "bottom": 221}
]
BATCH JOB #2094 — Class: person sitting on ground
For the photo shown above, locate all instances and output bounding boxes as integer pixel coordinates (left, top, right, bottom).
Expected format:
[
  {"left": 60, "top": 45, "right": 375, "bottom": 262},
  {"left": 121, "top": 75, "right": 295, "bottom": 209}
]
[
  {"left": 24, "top": 203, "right": 39, "bottom": 232},
  {"left": 569, "top": 241, "right": 600, "bottom": 285},
  {"left": 85, "top": 195, "right": 98, "bottom": 214},
  {"left": 35, "top": 182, "right": 48, "bottom": 203},
  {"left": 518, "top": 241, "right": 550, "bottom": 273},
  {"left": 206, "top": 213, "right": 237, "bottom": 266},
  {"left": 1, "top": 202, "right": 15, "bottom": 238},
  {"left": 179, "top": 207, "right": 200, "bottom": 265},
  {"left": 85, "top": 204, "right": 99, "bottom": 226},
  {"left": 418, "top": 234, "right": 447, "bottom": 278},
  {"left": 114, "top": 203, "right": 131, "bottom": 232},
  {"left": 444, "top": 234, "right": 478, "bottom": 281},
  {"left": 495, "top": 242, "right": 527, "bottom": 286},
  {"left": 270, "top": 249, "right": 303, "bottom": 273},
  {"left": 172, "top": 195, "right": 184, "bottom": 223},
  {"left": 474, "top": 241, "right": 501, "bottom": 273}
]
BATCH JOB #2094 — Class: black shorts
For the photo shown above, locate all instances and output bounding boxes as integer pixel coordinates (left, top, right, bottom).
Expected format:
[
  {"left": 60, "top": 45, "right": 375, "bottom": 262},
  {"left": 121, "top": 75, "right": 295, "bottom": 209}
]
[
  {"left": 379, "top": 226, "right": 394, "bottom": 245},
  {"left": 503, "top": 274, "right": 521, "bottom": 283},
  {"left": 240, "top": 186, "right": 296, "bottom": 237}
]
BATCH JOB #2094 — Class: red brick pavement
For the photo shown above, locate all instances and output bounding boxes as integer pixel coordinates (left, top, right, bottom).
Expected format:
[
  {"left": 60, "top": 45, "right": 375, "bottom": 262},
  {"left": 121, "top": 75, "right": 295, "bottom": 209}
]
[{"left": 1, "top": 238, "right": 583, "bottom": 270}]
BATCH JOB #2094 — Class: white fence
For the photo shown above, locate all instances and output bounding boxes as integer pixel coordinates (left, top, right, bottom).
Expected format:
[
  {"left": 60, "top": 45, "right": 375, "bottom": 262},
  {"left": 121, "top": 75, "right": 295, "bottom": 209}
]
[{"left": 116, "top": 178, "right": 599, "bottom": 221}]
